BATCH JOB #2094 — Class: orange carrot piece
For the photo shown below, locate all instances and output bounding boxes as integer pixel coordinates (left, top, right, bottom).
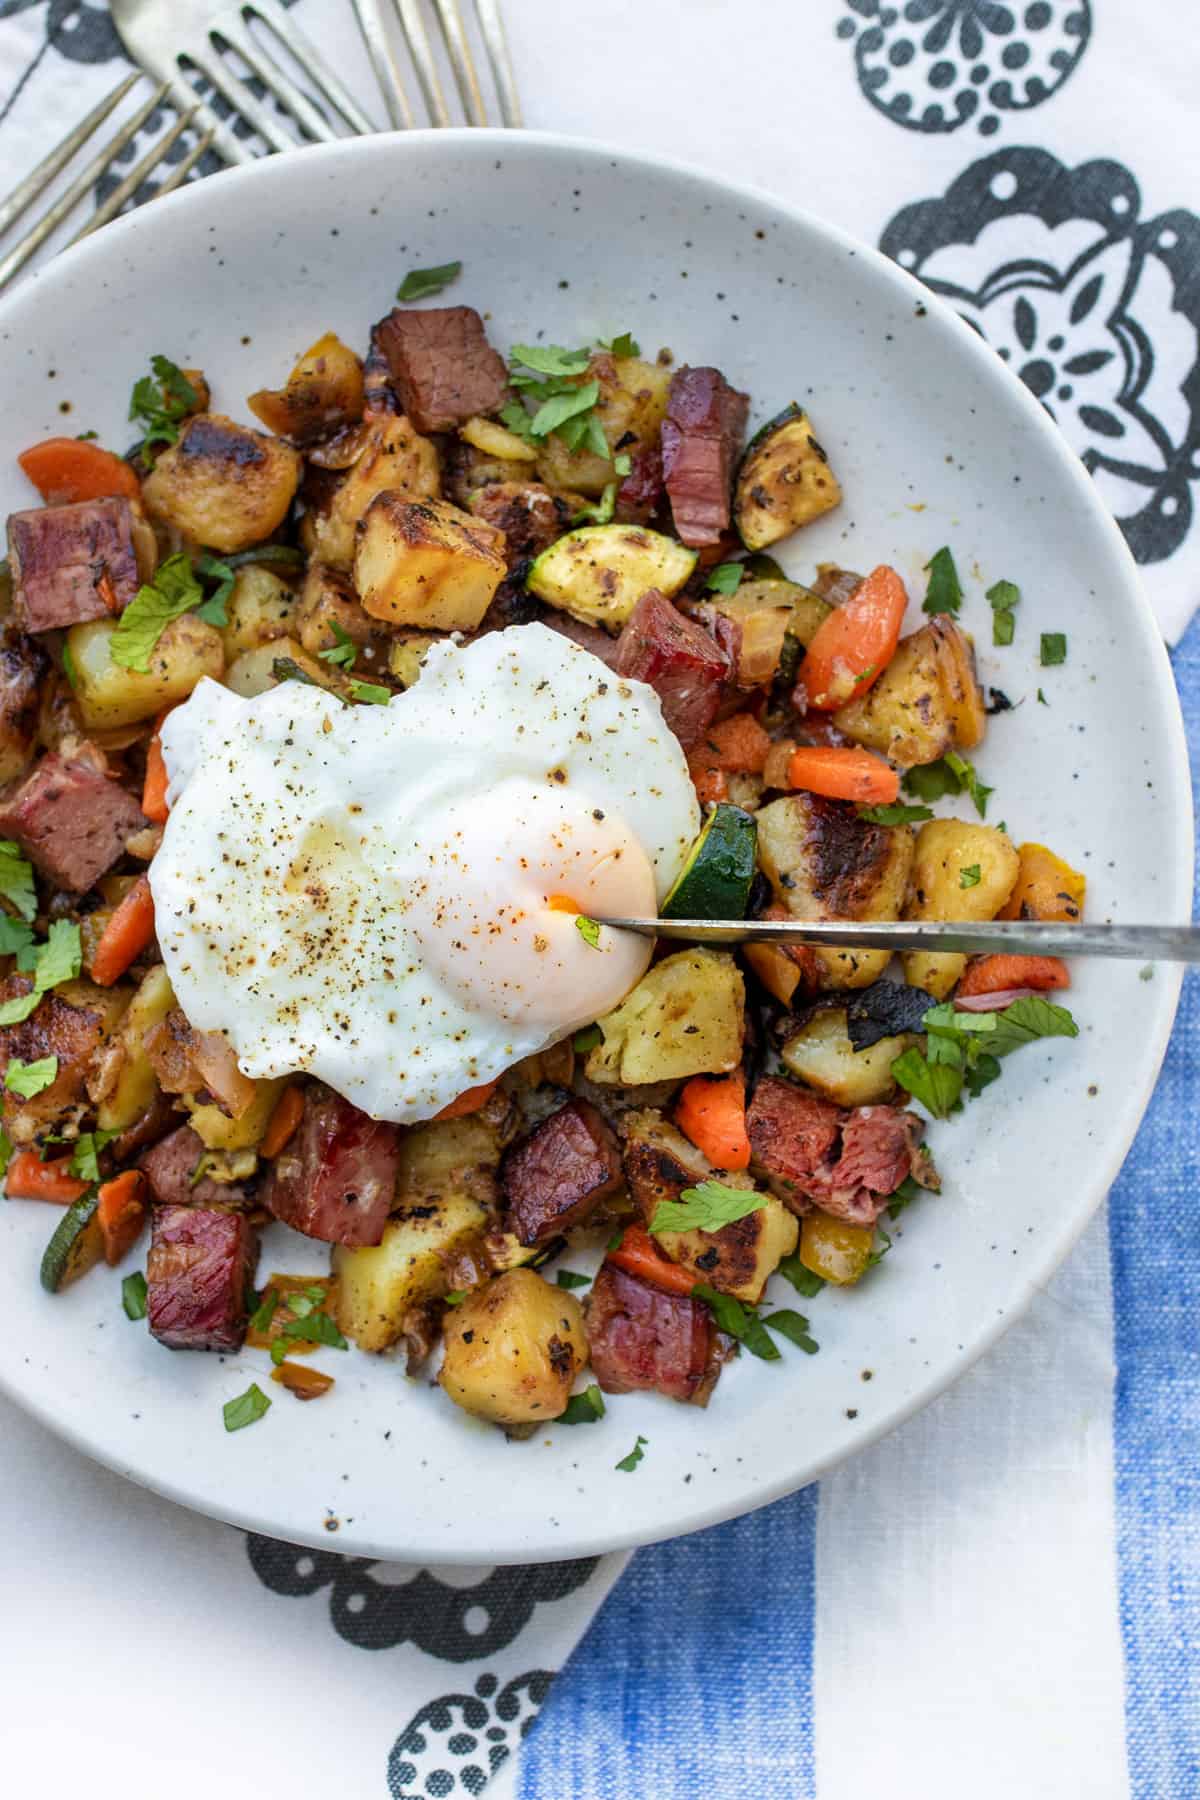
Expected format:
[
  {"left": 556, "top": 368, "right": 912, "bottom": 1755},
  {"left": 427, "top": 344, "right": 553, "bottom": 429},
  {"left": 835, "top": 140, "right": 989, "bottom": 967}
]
[
  {"left": 687, "top": 713, "right": 772, "bottom": 804},
  {"left": 260, "top": 1085, "right": 305, "bottom": 1159},
  {"left": 785, "top": 744, "right": 899, "bottom": 805},
  {"left": 18, "top": 437, "right": 140, "bottom": 505},
  {"left": 141, "top": 707, "right": 176, "bottom": 824},
  {"left": 89, "top": 874, "right": 155, "bottom": 987},
  {"left": 957, "top": 954, "right": 1070, "bottom": 997},
  {"left": 433, "top": 1078, "right": 499, "bottom": 1122},
  {"left": 686, "top": 758, "right": 729, "bottom": 806},
  {"left": 674, "top": 1071, "right": 751, "bottom": 1171},
  {"left": 798, "top": 564, "right": 908, "bottom": 710},
  {"left": 97, "top": 1169, "right": 147, "bottom": 1266},
  {"left": 5, "top": 1150, "right": 88, "bottom": 1204},
  {"left": 607, "top": 1223, "right": 698, "bottom": 1298}
]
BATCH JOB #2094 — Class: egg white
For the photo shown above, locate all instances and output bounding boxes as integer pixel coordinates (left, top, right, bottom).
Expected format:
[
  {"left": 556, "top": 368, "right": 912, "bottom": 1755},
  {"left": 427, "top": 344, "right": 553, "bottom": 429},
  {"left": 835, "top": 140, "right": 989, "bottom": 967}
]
[{"left": 150, "top": 624, "right": 700, "bottom": 1122}]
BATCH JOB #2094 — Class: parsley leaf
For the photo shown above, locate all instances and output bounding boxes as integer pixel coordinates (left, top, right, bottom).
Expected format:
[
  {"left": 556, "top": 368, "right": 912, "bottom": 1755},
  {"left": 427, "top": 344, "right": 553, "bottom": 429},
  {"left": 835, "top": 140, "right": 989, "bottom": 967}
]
[
  {"left": 992, "top": 609, "right": 1015, "bottom": 647},
  {"left": 616, "top": 1433, "right": 648, "bottom": 1472},
  {"left": 272, "top": 657, "right": 320, "bottom": 689},
  {"left": 195, "top": 553, "right": 236, "bottom": 625},
  {"left": 396, "top": 260, "right": 462, "bottom": 302},
  {"left": 558, "top": 1384, "right": 606, "bottom": 1424},
  {"left": 510, "top": 343, "right": 591, "bottom": 377},
  {"left": 650, "top": 1180, "right": 768, "bottom": 1236},
  {"left": 110, "top": 553, "right": 205, "bottom": 673},
  {"left": 5, "top": 1055, "right": 57, "bottom": 1098},
  {"left": 613, "top": 451, "right": 633, "bottom": 478},
  {"left": 0, "top": 916, "right": 35, "bottom": 961},
  {"left": 530, "top": 377, "right": 600, "bottom": 440},
  {"left": 121, "top": 1270, "right": 148, "bottom": 1320},
  {"left": 573, "top": 483, "right": 618, "bottom": 526},
  {"left": 692, "top": 1284, "right": 780, "bottom": 1360},
  {"left": 443, "top": 1291, "right": 468, "bottom": 1307},
  {"left": 964, "top": 1051, "right": 1002, "bottom": 1098},
  {"left": 575, "top": 915, "right": 601, "bottom": 950},
  {"left": 906, "top": 753, "right": 992, "bottom": 817},
  {"left": 349, "top": 680, "right": 391, "bottom": 705},
  {"left": 36, "top": 919, "right": 82, "bottom": 991},
  {"left": 987, "top": 578, "right": 1019, "bottom": 647},
  {"left": 1037, "top": 687, "right": 1049, "bottom": 705},
  {"left": 705, "top": 562, "right": 744, "bottom": 595},
  {"left": 885, "top": 1175, "right": 924, "bottom": 1220},
  {"left": 555, "top": 1269, "right": 591, "bottom": 1290},
  {"left": 891, "top": 1046, "right": 962, "bottom": 1119},
  {"left": 128, "top": 354, "right": 197, "bottom": 459},
  {"left": 0, "top": 840, "right": 37, "bottom": 922},
  {"left": 959, "top": 864, "right": 982, "bottom": 888},
  {"left": 776, "top": 1251, "right": 825, "bottom": 1298},
  {"left": 223, "top": 1383, "right": 272, "bottom": 1432},
  {"left": 857, "top": 802, "right": 933, "bottom": 826},
  {"left": 922, "top": 545, "right": 963, "bottom": 616},
  {"left": 600, "top": 332, "right": 641, "bottom": 358},
  {"left": 945, "top": 751, "right": 992, "bottom": 818},
  {"left": 573, "top": 1024, "right": 602, "bottom": 1053},
  {"left": 279, "top": 1309, "right": 348, "bottom": 1351},
  {"left": 248, "top": 1289, "right": 279, "bottom": 1335},
  {"left": 1040, "top": 632, "right": 1067, "bottom": 666},
  {"left": 762, "top": 1309, "right": 819, "bottom": 1354},
  {"left": 319, "top": 622, "right": 358, "bottom": 670},
  {"left": 985, "top": 994, "right": 1078, "bottom": 1056}
]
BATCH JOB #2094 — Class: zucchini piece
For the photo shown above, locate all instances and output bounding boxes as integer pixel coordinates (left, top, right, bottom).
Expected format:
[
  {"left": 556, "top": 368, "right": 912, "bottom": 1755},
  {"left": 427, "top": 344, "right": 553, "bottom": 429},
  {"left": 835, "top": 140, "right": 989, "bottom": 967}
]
[
  {"left": 526, "top": 524, "right": 697, "bottom": 631},
  {"left": 735, "top": 403, "right": 842, "bottom": 552},
  {"left": 40, "top": 1190, "right": 102, "bottom": 1293},
  {"left": 662, "top": 803, "right": 757, "bottom": 920}
]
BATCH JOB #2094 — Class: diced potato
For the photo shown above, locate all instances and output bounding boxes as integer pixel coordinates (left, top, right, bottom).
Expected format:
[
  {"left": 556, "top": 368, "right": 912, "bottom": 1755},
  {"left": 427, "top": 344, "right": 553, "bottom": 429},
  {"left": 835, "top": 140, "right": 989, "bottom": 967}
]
[
  {"left": 141, "top": 413, "right": 301, "bottom": 554},
  {"left": 535, "top": 352, "right": 671, "bottom": 498},
  {"left": 800, "top": 1212, "right": 875, "bottom": 1286},
  {"left": 68, "top": 613, "right": 225, "bottom": 729},
  {"left": 438, "top": 1268, "right": 588, "bottom": 1425},
  {"left": 355, "top": 494, "right": 506, "bottom": 631},
  {"left": 223, "top": 636, "right": 342, "bottom": 700},
  {"left": 184, "top": 1075, "right": 287, "bottom": 1152},
  {"left": 331, "top": 1193, "right": 493, "bottom": 1353},
  {"left": 247, "top": 331, "right": 364, "bottom": 445},
  {"left": 735, "top": 405, "right": 842, "bottom": 551},
  {"left": 96, "top": 964, "right": 175, "bottom": 1132},
  {"left": 586, "top": 949, "right": 744, "bottom": 1085},
  {"left": 309, "top": 414, "right": 441, "bottom": 568},
  {"left": 780, "top": 1008, "right": 913, "bottom": 1106},
  {"left": 460, "top": 415, "right": 539, "bottom": 462},
  {"left": 833, "top": 618, "right": 986, "bottom": 768},
  {"left": 220, "top": 564, "right": 297, "bottom": 660},
  {"left": 756, "top": 794, "right": 914, "bottom": 990},
  {"left": 903, "top": 818, "right": 1020, "bottom": 998},
  {"left": 397, "top": 1112, "right": 503, "bottom": 1207},
  {"left": 387, "top": 634, "right": 442, "bottom": 687},
  {"left": 998, "top": 842, "right": 1086, "bottom": 922},
  {"left": 293, "top": 562, "right": 395, "bottom": 683}
]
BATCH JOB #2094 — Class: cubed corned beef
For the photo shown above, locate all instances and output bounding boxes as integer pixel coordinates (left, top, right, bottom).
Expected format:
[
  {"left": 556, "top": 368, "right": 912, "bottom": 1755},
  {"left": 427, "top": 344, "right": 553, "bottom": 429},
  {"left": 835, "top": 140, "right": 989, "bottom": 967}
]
[
  {"left": 0, "top": 746, "right": 145, "bottom": 893},
  {"left": 140, "top": 1124, "right": 256, "bottom": 1210},
  {"left": 501, "top": 1099, "right": 623, "bottom": 1247},
  {"left": 147, "top": 1204, "right": 257, "bottom": 1352},
  {"left": 7, "top": 497, "right": 141, "bottom": 633},
  {"left": 586, "top": 1263, "right": 721, "bottom": 1405},
  {"left": 615, "top": 590, "right": 730, "bottom": 749},
  {"left": 805, "top": 1105, "right": 936, "bottom": 1228},
  {"left": 746, "top": 1075, "right": 843, "bottom": 1209},
  {"left": 615, "top": 445, "right": 665, "bottom": 524},
  {"left": 661, "top": 366, "right": 749, "bottom": 547},
  {"left": 262, "top": 1083, "right": 399, "bottom": 1247},
  {"left": 374, "top": 306, "right": 509, "bottom": 434}
]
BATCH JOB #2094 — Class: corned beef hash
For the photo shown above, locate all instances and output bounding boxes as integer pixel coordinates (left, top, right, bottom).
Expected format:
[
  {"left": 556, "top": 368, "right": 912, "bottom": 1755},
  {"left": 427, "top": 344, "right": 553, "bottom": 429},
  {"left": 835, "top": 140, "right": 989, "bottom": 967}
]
[{"left": 0, "top": 265, "right": 1083, "bottom": 1445}]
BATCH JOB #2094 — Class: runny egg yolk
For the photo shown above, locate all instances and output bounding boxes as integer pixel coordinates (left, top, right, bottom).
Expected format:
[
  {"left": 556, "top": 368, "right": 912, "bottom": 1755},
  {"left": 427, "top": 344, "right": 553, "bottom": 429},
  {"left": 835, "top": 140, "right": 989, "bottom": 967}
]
[{"left": 404, "top": 781, "right": 656, "bottom": 1029}]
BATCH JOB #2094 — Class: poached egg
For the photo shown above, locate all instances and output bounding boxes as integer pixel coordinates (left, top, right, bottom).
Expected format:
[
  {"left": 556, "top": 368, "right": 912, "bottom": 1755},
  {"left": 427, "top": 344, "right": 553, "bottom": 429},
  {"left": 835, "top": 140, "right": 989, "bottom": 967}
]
[{"left": 150, "top": 624, "right": 699, "bottom": 1122}]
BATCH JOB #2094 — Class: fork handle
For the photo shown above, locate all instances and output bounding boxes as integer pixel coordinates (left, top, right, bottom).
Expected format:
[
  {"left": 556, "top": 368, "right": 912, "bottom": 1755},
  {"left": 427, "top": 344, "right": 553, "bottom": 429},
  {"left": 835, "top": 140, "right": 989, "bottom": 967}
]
[{"left": 351, "top": 0, "right": 415, "bottom": 129}]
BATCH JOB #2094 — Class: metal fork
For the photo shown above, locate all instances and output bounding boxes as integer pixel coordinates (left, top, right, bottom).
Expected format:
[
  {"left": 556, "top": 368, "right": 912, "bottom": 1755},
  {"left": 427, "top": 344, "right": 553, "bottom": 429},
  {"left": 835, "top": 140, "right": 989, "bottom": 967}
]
[
  {"left": 356, "top": 0, "right": 522, "bottom": 129},
  {"left": 110, "top": 0, "right": 378, "bottom": 166}
]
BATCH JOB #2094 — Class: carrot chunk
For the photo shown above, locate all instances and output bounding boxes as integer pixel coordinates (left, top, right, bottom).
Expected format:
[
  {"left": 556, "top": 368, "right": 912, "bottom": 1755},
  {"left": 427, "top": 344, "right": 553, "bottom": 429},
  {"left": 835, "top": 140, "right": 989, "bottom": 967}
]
[
  {"left": 798, "top": 564, "right": 908, "bottom": 710},
  {"left": 785, "top": 744, "right": 899, "bottom": 805},
  {"left": 674, "top": 1071, "right": 751, "bottom": 1171},
  {"left": 18, "top": 437, "right": 140, "bottom": 505},
  {"left": 89, "top": 874, "right": 155, "bottom": 987}
]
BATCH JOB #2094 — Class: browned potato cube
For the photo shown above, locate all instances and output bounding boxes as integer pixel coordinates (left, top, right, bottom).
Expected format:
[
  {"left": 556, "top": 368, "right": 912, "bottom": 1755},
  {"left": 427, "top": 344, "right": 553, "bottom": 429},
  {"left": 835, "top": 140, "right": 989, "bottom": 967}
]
[
  {"left": 355, "top": 494, "right": 506, "bottom": 631},
  {"left": 247, "top": 331, "right": 365, "bottom": 446},
  {"left": 141, "top": 413, "right": 301, "bottom": 554}
]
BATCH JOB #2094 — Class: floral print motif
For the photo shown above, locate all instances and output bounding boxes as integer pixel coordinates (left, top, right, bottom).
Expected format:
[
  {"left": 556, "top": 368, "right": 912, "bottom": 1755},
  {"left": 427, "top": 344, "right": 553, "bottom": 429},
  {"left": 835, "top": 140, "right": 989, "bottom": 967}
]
[
  {"left": 881, "top": 148, "right": 1200, "bottom": 563},
  {"left": 836, "top": 0, "right": 1091, "bottom": 136},
  {"left": 387, "top": 1670, "right": 553, "bottom": 1799}
]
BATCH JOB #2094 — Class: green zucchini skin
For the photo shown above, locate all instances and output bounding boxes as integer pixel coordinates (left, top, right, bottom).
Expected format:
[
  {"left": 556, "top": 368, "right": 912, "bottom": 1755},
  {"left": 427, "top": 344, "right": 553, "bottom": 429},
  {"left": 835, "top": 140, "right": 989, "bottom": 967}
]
[
  {"left": 526, "top": 523, "right": 697, "bottom": 630},
  {"left": 662, "top": 803, "right": 758, "bottom": 920},
  {"left": 40, "top": 1190, "right": 102, "bottom": 1294},
  {"left": 735, "top": 405, "right": 842, "bottom": 552},
  {"left": 741, "top": 401, "right": 805, "bottom": 465}
]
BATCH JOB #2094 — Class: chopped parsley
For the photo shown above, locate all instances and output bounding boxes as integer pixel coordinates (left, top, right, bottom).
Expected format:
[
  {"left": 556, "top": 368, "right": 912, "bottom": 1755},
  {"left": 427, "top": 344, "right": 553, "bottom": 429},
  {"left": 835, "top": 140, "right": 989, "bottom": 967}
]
[
  {"left": 573, "top": 483, "right": 618, "bottom": 526},
  {"left": 650, "top": 1180, "right": 767, "bottom": 1236},
  {"left": 776, "top": 1251, "right": 825, "bottom": 1298},
  {"left": 890, "top": 1047, "right": 964, "bottom": 1119},
  {"left": 959, "top": 864, "right": 982, "bottom": 888},
  {"left": 903, "top": 751, "right": 992, "bottom": 818},
  {"left": 509, "top": 343, "right": 591, "bottom": 377},
  {"left": 122, "top": 1271, "right": 148, "bottom": 1320},
  {"left": 128, "top": 354, "right": 198, "bottom": 461},
  {"left": 761, "top": 1309, "right": 820, "bottom": 1353},
  {"left": 396, "top": 260, "right": 462, "bottom": 302},
  {"left": 573, "top": 1024, "right": 602, "bottom": 1053},
  {"left": 692, "top": 1285, "right": 779, "bottom": 1361},
  {"left": 443, "top": 1291, "right": 468, "bottom": 1307},
  {"left": 505, "top": 342, "right": 614, "bottom": 460},
  {"left": 248, "top": 1289, "right": 280, "bottom": 1335},
  {"left": 4, "top": 1055, "right": 58, "bottom": 1098},
  {"left": 270, "top": 1307, "right": 348, "bottom": 1359},
  {"left": 987, "top": 578, "right": 1019, "bottom": 647},
  {"left": 705, "top": 562, "right": 744, "bottom": 595},
  {"left": 0, "top": 840, "right": 37, "bottom": 923},
  {"left": 613, "top": 451, "right": 633, "bottom": 478},
  {"left": 575, "top": 915, "right": 601, "bottom": 949},
  {"left": 600, "top": 332, "right": 641, "bottom": 358},
  {"left": 857, "top": 802, "right": 933, "bottom": 826},
  {"left": 1037, "top": 687, "right": 1049, "bottom": 705},
  {"left": 223, "top": 1383, "right": 272, "bottom": 1432},
  {"left": 0, "top": 921, "right": 82, "bottom": 1026},
  {"left": 922, "top": 545, "right": 963, "bottom": 616},
  {"left": 110, "top": 554, "right": 204, "bottom": 673},
  {"left": 615, "top": 1433, "right": 648, "bottom": 1472},
  {"left": 194, "top": 553, "right": 237, "bottom": 624},
  {"left": 1040, "top": 632, "right": 1067, "bottom": 667},
  {"left": 555, "top": 1269, "right": 591, "bottom": 1290},
  {"left": 558, "top": 1384, "right": 606, "bottom": 1424},
  {"left": 319, "top": 621, "right": 358, "bottom": 670},
  {"left": 271, "top": 657, "right": 320, "bottom": 688},
  {"left": 61, "top": 638, "right": 79, "bottom": 690},
  {"left": 349, "top": 680, "right": 391, "bottom": 706},
  {"left": 891, "top": 995, "right": 1079, "bottom": 1118}
]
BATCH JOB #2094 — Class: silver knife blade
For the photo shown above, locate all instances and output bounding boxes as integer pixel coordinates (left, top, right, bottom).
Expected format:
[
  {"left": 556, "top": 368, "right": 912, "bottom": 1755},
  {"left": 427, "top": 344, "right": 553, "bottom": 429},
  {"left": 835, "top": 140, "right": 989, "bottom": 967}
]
[{"left": 595, "top": 919, "right": 1200, "bottom": 961}]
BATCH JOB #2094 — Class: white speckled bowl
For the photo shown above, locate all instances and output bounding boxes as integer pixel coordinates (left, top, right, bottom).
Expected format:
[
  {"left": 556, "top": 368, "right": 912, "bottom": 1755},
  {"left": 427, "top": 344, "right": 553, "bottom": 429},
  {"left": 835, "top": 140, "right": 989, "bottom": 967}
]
[{"left": 0, "top": 132, "right": 1190, "bottom": 1563}]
